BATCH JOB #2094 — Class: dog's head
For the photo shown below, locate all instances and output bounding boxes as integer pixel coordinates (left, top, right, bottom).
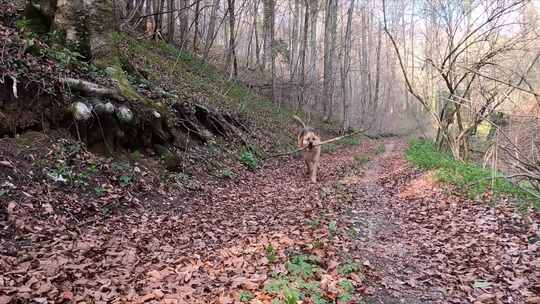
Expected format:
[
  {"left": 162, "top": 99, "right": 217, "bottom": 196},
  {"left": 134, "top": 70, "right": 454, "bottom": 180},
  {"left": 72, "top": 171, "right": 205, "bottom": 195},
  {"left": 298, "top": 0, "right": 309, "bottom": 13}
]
[{"left": 301, "top": 130, "right": 320, "bottom": 149}]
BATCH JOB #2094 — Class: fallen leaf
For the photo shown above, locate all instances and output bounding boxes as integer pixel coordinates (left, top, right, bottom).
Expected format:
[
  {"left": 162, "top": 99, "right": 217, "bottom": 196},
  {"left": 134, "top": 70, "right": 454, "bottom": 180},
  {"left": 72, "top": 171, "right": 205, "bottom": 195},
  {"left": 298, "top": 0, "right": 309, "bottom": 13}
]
[
  {"left": 475, "top": 293, "right": 496, "bottom": 303},
  {"left": 527, "top": 297, "right": 540, "bottom": 304},
  {"left": 140, "top": 293, "right": 156, "bottom": 303},
  {"left": 0, "top": 296, "right": 11, "bottom": 304}
]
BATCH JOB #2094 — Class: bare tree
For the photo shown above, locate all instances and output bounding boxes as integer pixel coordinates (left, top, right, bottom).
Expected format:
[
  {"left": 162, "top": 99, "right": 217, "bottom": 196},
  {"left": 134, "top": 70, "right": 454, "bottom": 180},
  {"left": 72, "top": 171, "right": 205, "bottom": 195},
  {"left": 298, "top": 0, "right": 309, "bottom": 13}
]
[
  {"left": 340, "top": 0, "right": 354, "bottom": 131},
  {"left": 322, "top": 0, "right": 337, "bottom": 121},
  {"left": 226, "top": 0, "right": 239, "bottom": 77},
  {"left": 383, "top": 0, "right": 536, "bottom": 160},
  {"left": 263, "top": 0, "right": 275, "bottom": 101}
]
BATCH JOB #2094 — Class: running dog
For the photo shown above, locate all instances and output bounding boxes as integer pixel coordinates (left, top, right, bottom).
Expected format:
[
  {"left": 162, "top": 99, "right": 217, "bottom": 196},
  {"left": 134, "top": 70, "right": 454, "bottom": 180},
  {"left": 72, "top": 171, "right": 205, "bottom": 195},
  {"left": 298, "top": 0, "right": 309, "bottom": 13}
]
[{"left": 293, "top": 115, "right": 321, "bottom": 182}]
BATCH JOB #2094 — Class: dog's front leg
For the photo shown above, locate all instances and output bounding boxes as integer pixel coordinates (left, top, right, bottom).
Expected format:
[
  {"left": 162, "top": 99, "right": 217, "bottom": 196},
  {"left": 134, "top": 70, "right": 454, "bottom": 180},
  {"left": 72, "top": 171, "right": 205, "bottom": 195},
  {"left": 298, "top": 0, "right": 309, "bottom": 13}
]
[
  {"left": 310, "top": 161, "right": 318, "bottom": 182},
  {"left": 304, "top": 160, "right": 310, "bottom": 176}
]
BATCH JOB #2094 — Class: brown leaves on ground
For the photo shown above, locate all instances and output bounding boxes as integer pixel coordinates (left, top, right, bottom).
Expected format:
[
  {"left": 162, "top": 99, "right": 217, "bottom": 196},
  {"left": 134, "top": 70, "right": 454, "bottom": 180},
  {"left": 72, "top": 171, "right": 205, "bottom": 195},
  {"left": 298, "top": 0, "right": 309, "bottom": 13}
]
[
  {"left": 1, "top": 138, "right": 538, "bottom": 303},
  {"left": 0, "top": 137, "right": 378, "bottom": 303}
]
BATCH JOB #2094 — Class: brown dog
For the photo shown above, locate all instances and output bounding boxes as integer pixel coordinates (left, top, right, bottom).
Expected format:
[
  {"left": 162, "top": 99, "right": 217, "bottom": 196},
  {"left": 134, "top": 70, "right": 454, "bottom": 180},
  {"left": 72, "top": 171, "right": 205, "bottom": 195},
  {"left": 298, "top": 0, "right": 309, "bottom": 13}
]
[{"left": 293, "top": 115, "right": 321, "bottom": 182}]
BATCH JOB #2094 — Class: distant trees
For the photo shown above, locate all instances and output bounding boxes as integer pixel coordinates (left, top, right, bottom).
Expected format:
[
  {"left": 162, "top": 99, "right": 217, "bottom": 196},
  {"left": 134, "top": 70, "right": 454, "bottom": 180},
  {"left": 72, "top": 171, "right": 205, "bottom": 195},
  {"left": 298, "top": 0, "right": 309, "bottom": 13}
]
[{"left": 383, "top": 0, "right": 538, "bottom": 160}]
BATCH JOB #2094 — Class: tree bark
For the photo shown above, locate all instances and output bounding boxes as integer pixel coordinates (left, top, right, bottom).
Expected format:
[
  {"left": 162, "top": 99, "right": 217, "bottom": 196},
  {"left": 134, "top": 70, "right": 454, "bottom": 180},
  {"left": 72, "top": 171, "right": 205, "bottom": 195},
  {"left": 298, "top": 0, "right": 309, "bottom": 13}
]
[
  {"left": 45, "top": 0, "right": 115, "bottom": 61},
  {"left": 322, "top": 0, "right": 337, "bottom": 121},
  {"left": 204, "top": 0, "right": 220, "bottom": 59},
  {"left": 167, "top": 0, "right": 176, "bottom": 41},
  {"left": 297, "top": 0, "right": 309, "bottom": 110},
  {"left": 193, "top": 0, "right": 201, "bottom": 50},
  {"left": 263, "top": 0, "right": 275, "bottom": 101},
  {"left": 226, "top": 0, "right": 238, "bottom": 78},
  {"left": 179, "top": 0, "right": 189, "bottom": 47},
  {"left": 341, "top": 0, "right": 354, "bottom": 131}
]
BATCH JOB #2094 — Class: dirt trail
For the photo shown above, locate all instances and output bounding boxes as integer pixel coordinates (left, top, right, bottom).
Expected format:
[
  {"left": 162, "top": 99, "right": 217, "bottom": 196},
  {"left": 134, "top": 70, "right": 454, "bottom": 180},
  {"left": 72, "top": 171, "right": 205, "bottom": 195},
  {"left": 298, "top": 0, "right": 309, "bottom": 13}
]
[
  {"left": 1, "top": 138, "right": 538, "bottom": 303},
  {"left": 347, "top": 140, "right": 445, "bottom": 303},
  {"left": 351, "top": 140, "right": 539, "bottom": 304}
]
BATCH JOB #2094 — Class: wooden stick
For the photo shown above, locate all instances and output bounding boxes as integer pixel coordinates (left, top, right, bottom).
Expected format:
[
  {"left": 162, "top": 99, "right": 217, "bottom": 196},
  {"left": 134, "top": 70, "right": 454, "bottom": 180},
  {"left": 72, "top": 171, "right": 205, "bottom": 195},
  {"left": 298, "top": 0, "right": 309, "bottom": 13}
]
[{"left": 264, "top": 130, "right": 374, "bottom": 160}]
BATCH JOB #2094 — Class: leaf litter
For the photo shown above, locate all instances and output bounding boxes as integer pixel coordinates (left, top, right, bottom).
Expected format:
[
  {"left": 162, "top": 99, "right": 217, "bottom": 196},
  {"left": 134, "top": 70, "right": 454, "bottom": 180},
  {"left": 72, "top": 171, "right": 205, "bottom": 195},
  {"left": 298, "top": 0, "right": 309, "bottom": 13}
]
[{"left": 0, "top": 139, "right": 538, "bottom": 303}]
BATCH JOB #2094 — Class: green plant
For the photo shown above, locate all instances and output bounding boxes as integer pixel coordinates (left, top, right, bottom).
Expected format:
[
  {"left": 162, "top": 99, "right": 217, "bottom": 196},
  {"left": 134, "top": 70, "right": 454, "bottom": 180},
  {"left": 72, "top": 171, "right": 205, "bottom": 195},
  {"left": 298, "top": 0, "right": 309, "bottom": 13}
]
[
  {"left": 311, "top": 239, "right": 324, "bottom": 249},
  {"left": 283, "top": 286, "right": 300, "bottom": 304},
  {"left": 309, "top": 218, "right": 321, "bottom": 229},
  {"left": 47, "top": 47, "right": 85, "bottom": 68},
  {"left": 353, "top": 155, "right": 370, "bottom": 167},
  {"left": 94, "top": 186, "right": 106, "bottom": 196},
  {"left": 119, "top": 175, "right": 133, "bottom": 187},
  {"left": 286, "top": 255, "right": 319, "bottom": 279},
  {"left": 328, "top": 221, "right": 337, "bottom": 239},
  {"left": 337, "top": 280, "right": 355, "bottom": 303},
  {"left": 298, "top": 280, "right": 321, "bottom": 294},
  {"left": 239, "top": 291, "right": 254, "bottom": 303},
  {"left": 338, "top": 261, "right": 361, "bottom": 276},
  {"left": 266, "top": 243, "right": 278, "bottom": 264},
  {"left": 347, "top": 226, "right": 359, "bottom": 239},
  {"left": 15, "top": 18, "right": 31, "bottom": 32},
  {"left": 406, "top": 139, "right": 539, "bottom": 209},
  {"left": 130, "top": 150, "right": 142, "bottom": 162},
  {"left": 264, "top": 278, "right": 289, "bottom": 295},
  {"left": 0, "top": 190, "right": 7, "bottom": 197},
  {"left": 322, "top": 143, "right": 339, "bottom": 154},
  {"left": 240, "top": 150, "right": 258, "bottom": 170},
  {"left": 338, "top": 293, "right": 353, "bottom": 303},
  {"left": 86, "top": 163, "right": 99, "bottom": 175},
  {"left": 373, "top": 144, "right": 386, "bottom": 155},
  {"left": 220, "top": 169, "right": 235, "bottom": 179},
  {"left": 339, "top": 280, "right": 355, "bottom": 293},
  {"left": 312, "top": 294, "right": 330, "bottom": 304},
  {"left": 341, "top": 136, "right": 361, "bottom": 146}
]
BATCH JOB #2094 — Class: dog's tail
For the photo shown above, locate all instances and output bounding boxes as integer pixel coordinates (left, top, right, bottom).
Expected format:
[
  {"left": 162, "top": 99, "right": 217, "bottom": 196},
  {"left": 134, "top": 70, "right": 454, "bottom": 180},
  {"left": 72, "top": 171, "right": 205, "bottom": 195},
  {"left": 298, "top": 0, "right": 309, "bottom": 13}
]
[{"left": 292, "top": 115, "right": 307, "bottom": 129}]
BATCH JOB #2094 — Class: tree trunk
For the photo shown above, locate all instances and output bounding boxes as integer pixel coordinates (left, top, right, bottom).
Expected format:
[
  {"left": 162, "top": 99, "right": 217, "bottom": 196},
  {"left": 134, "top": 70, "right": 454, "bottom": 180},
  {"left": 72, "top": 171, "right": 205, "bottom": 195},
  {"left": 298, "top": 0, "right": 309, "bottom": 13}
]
[
  {"left": 289, "top": 0, "right": 300, "bottom": 81},
  {"left": 179, "top": 0, "right": 189, "bottom": 47},
  {"left": 167, "top": 0, "right": 176, "bottom": 42},
  {"left": 322, "top": 0, "right": 337, "bottom": 121},
  {"left": 341, "top": 0, "right": 354, "bottom": 131},
  {"left": 193, "top": 0, "right": 201, "bottom": 50},
  {"left": 46, "top": 0, "right": 115, "bottom": 62},
  {"left": 263, "top": 0, "right": 275, "bottom": 101},
  {"left": 253, "top": 0, "right": 261, "bottom": 67},
  {"left": 308, "top": 0, "right": 318, "bottom": 107},
  {"left": 298, "top": 0, "right": 309, "bottom": 110},
  {"left": 226, "top": 0, "right": 238, "bottom": 78},
  {"left": 153, "top": 0, "right": 165, "bottom": 38},
  {"left": 372, "top": 22, "right": 382, "bottom": 111},
  {"left": 204, "top": 0, "right": 220, "bottom": 59}
]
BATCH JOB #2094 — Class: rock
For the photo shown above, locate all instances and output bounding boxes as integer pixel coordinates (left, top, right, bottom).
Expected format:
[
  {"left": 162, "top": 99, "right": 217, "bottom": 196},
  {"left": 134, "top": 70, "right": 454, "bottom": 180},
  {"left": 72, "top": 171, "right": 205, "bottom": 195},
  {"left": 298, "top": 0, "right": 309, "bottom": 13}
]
[
  {"left": 94, "top": 102, "right": 115, "bottom": 114},
  {"left": 71, "top": 102, "right": 92, "bottom": 121},
  {"left": 116, "top": 106, "right": 133, "bottom": 123},
  {"left": 154, "top": 145, "right": 182, "bottom": 171}
]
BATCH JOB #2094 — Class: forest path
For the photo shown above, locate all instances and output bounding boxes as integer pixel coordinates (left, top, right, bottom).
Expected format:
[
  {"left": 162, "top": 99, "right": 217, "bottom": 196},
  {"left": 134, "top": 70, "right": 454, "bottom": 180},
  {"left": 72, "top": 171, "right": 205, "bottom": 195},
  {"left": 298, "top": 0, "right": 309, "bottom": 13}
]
[{"left": 2, "top": 138, "right": 538, "bottom": 303}]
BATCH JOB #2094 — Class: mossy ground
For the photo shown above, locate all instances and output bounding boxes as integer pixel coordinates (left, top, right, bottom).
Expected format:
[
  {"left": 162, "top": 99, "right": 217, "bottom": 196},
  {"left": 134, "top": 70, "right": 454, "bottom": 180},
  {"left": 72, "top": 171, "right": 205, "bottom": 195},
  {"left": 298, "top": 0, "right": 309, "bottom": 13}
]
[
  {"left": 110, "top": 33, "right": 341, "bottom": 154},
  {"left": 406, "top": 139, "right": 540, "bottom": 210}
]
